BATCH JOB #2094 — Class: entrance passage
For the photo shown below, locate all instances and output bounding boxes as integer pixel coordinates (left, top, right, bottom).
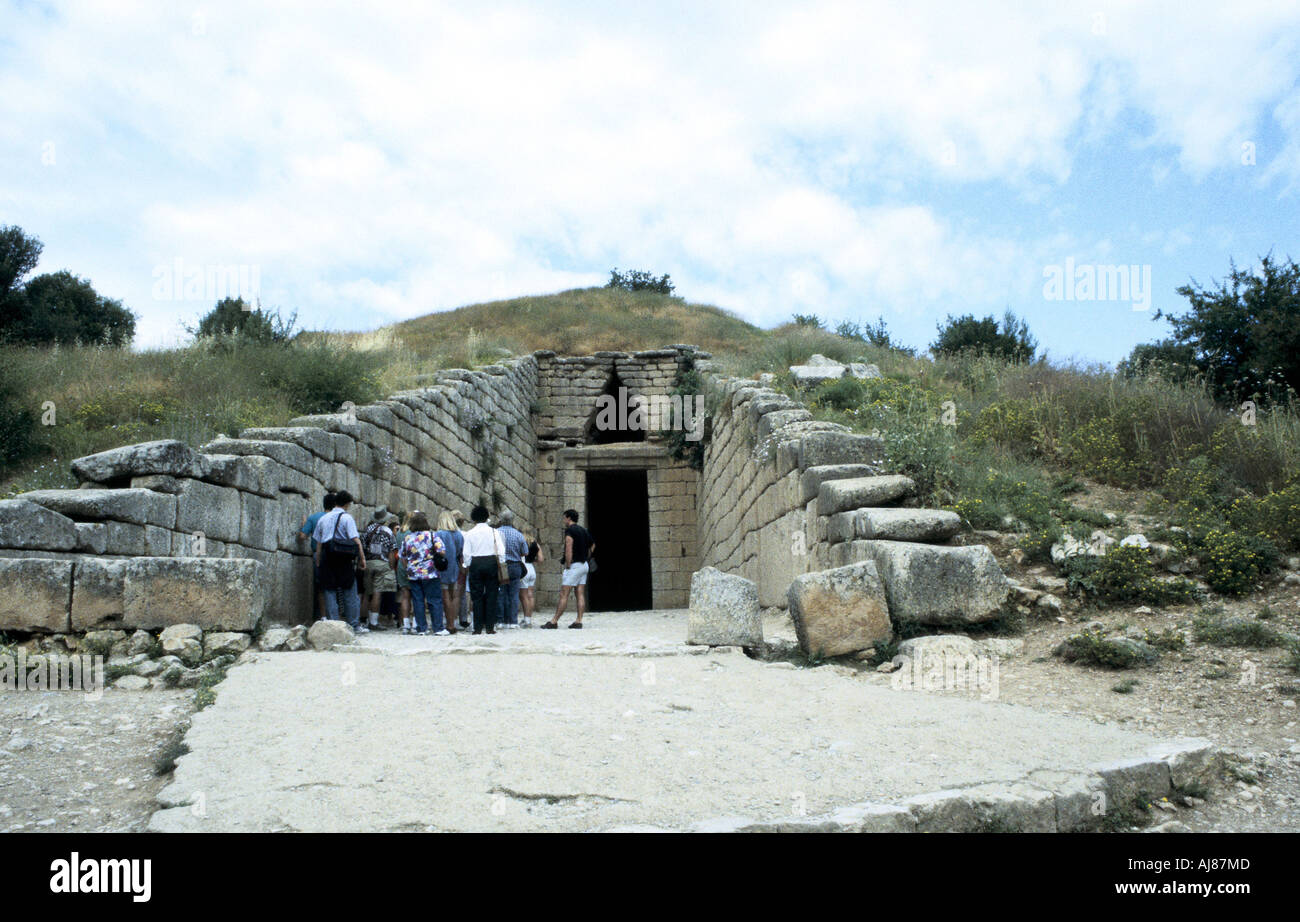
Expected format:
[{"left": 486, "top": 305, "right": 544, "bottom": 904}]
[{"left": 585, "top": 470, "right": 653, "bottom": 611}]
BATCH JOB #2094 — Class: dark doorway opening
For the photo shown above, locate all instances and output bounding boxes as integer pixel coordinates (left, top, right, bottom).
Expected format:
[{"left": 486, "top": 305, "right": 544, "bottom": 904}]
[{"left": 584, "top": 469, "right": 653, "bottom": 611}]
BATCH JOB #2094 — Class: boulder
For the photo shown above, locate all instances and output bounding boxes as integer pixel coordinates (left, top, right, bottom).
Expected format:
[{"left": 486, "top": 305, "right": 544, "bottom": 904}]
[
  {"left": 258, "top": 627, "right": 293, "bottom": 651},
  {"left": 203, "top": 632, "right": 252, "bottom": 659},
  {"left": 127, "top": 630, "right": 156, "bottom": 656},
  {"left": 898, "top": 634, "right": 978, "bottom": 662},
  {"left": 81, "top": 629, "right": 128, "bottom": 655},
  {"left": 0, "top": 558, "right": 72, "bottom": 633},
  {"left": 817, "top": 475, "right": 915, "bottom": 515},
  {"left": 787, "top": 562, "right": 892, "bottom": 657},
  {"left": 686, "top": 567, "right": 762, "bottom": 647},
  {"left": 285, "top": 625, "right": 309, "bottom": 651},
  {"left": 848, "top": 363, "right": 881, "bottom": 379},
  {"left": 863, "top": 541, "right": 1010, "bottom": 626},
  {"left": 805, "top": 354, "right": 841, "bottom": 367},
  {"left": 307, "top": 620, "right": 356, "bottom": 650},
  {"left": 71, "top": 439, "right": 210, "bottom": 484},
  {"left": 0, "top": 499, "right": 79, "bottom": 551},
  {"left": 160, "top": 624, "right": 204, "bottom": 666},
  {"left": 113, "top": 675, "right": 151, "bottom": 691}
]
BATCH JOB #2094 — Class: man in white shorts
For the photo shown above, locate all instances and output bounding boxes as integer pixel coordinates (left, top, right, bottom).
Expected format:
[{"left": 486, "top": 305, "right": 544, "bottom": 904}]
[{"left": 542, "top": 508, "right": 595, "bottom": 629}]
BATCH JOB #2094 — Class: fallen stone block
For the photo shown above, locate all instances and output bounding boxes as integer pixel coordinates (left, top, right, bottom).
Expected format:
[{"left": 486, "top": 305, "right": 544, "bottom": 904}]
[
  {"left": 788, "top": 561, "right": 892, "bottom": 657},
  {"left": 686, "top": 567, "right": 762, "bottom": 647},
  {"left": 71, "top": 439, "right": 211, "bottom": 484},
  {"left": 0, "top": 558, "right": 72, "bottom": 632},
  {"left": 816, "top": 474, "right": 915, "bottom": 515},
  {"left": 800, "top": 464, "right": 883, "bottom": 503},
  {"left": 0, "top": 499, "right": 80, "bottom": 551},
  {"left": 864, "top": 540, "right": 1010, "bottom": 626},
  {"left": 202, "top": 631, "right": 251, "bottom": 660},
  {"left": 852, "top": 507, "right": 961, "bottom": 542}
]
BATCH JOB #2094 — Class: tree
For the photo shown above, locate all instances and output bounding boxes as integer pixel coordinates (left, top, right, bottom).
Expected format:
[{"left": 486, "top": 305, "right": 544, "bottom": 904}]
[
  {"left": 192, "top": 297, "right": 295, "bottom": 343},
  {"left": 2, "top": 270, "right": 135, "bottom": 346},
  {"left": 1157, "top": 255, "right": 1300, "bottom": 403},
  {"left": 931, "top": 310, "right": 1036, "bottom": 362},
  {"left": 0, "top": 224, "right": 43, "bottom": 304},
  {"left": 607, "top": 268, "right": 675, "bottom": 295}
]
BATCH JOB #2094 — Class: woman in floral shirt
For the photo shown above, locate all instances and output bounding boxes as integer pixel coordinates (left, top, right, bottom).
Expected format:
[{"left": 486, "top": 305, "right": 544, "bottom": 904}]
[{"left": 399, "top": 511, "right": 449, "bottom": 635}]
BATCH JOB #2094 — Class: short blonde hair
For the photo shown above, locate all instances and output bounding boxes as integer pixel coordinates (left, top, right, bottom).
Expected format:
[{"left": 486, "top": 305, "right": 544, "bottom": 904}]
[{"left": 436, "top": 511, "right": 458, "bottom": 532}]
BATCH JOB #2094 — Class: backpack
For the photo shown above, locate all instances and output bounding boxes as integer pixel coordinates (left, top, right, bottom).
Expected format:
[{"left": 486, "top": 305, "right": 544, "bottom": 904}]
[{"left": 364, "top": 524, "right": 390, "bottom": 560}]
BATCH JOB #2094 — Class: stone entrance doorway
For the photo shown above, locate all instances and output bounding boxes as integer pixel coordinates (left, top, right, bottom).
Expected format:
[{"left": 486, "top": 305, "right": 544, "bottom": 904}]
[{"left": 585, "top": 469, "right": 652, "bottom": 611}]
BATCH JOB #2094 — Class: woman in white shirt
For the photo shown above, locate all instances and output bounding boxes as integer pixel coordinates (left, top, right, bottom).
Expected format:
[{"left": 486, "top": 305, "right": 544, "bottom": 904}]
[{"left": 461, "top": 504, "right": 507, "bottom": 634}]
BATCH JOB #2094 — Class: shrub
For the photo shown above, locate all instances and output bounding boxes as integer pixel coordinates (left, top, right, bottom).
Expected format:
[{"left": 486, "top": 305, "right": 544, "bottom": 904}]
[
  {"left": 257, "top": 341, "right": 380, "bottom": 415},
  {"left": 1197, "top": 528, "right": 1277, "bottom": 596},
  {"left": 192, "top": 297, "right": 296, "bottom": 344},
  {"left": 0, "top": 361, "right": 37, "bottom": 466},
  {"left": 1192, "top": 608, "right": 1288, "bottom": 648},
  {"left": 1018, "top": 524, "right": 1063, "bottom": 563},
  {"left": 1054, "top": 629, "right": 1159, "bottom": 668},
  {"left": 810, "top": 375, "right": 870, "bottom": 412},
  {"left": 606, "top": 268, "right": 674, "bottom": 295},
  {"left": 1060, "top": 545, "right": 1199, "bottom": 606}
]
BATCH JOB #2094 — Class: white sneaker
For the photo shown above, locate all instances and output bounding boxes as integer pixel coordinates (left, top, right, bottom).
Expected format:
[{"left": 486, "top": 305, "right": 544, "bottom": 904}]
[
  {"left": 434, "top": 629, "right": 450, "bottom": 636},
  {"left": 356, "top": 625, "right": 370, "bottom": 634}
]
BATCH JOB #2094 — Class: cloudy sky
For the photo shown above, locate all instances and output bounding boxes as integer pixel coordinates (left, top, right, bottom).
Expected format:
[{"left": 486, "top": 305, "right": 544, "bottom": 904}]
[{"left": 2, "top": 0, "right": 1298, "bottom": 362}]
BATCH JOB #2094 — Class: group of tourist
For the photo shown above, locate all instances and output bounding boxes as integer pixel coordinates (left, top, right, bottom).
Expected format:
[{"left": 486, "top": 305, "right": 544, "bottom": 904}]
[{"left": 296, "top": 492, "right": 596, "bottom": 636}]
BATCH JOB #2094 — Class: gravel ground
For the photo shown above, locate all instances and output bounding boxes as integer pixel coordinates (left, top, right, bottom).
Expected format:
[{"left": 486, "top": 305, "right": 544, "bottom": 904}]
[{"left": 0, "top": 689, "right": 193, "bottom": 832}]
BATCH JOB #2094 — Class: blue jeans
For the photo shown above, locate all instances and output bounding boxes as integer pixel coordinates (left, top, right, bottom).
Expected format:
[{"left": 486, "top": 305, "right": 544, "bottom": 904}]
[
  {"left": 496, "top": 561, "right": 524, "bottom": 625},
  {"left": 409, "top": 577, "right": 444, "bottom": 633},
  {"left": 323, "top": 585, "right": 361, "bottom": 629}
]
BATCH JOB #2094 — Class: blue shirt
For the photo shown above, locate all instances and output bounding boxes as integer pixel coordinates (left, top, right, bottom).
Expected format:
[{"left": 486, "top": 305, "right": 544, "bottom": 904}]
[
  {"left": 435, "top": 529, "right": 464, "bottom": 581},
  {"left": 499, "top": 525, "right": 528, "bottom": 563},
  {"left": 302, "top": 510, "right": 326, "bottom": 552}
]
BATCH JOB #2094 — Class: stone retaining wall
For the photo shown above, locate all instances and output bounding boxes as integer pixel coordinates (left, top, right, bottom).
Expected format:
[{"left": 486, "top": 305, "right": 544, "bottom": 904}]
[{"left": 0, "top": 356, "right": 538, "bottom": 632}]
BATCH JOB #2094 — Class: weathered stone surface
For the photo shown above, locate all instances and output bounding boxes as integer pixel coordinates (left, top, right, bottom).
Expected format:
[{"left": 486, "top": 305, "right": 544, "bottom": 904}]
[
  {"left": 848, "top": 363, "right": 881, "bottom": 380},
  {"left": 1145, "top": 739, "right": 1217, "bottom": 790},
  {"left": 686, "top": 567, "right": 762, "bottom": 647},
  {"left": 285, "top": 625, "right": 309, "bottom": 651},
  {"left": 799, "top": 464, "right": 882, "bottom": 503},
  {"left": 816, "top": 475, "right": 915, "bottom": 515},
  {"left": 18, "top": 488, "right": 176, "bottom": 528},
  {"left": 80, "top": 629, "right": 127, "bottom": 654},
  {"left": 852, "top": 508, "right": 961, "bottom": 542},
  {"left": 114, "top": 674, "right": 151, "bottom": 690},
  {"left": 0, "top": 558, "right": 72, "bottom": 632},
  {"left": 71, "top": 439, "right": 210, "bottom": 484},
  {"left": 797, "top": 431, "right": 884, "bottom": 470},
  {"left": 160, "top": 623, "right": 204, "bottom": 665},
  {"left": 789, "top": 364, "right": 845, "bottom": 386},
  {"left": 203, "top": 631, "right": 252, "bottom": 659},
  {"left": 898, "top": 634, "right": 978, "bottom": 662},
  {"left": 0, "top": 499, "right": 79, "bottom": 551},
  {"left": 123, "top": 558, "right": 267, "bottom": 632},
  {"left": 239, "top": 426, "right": 335, "bottom": 462},
  {"left": 175, "top": 479, "right": 242, "bottom": 544},
  {"left": 788, "top": 562, "right": 892, "bottom": 657},
  {"left": 864, "top": 541, "right": 1010, "bottom": 626},
  {"left": 258, "top": 627, "right": 293, "bottom": 651},
  {"left": 74, "top": 523, "right": 107, "bottom": 554},
  {"left": 307, "top": 620, "right": 355, "bottom": 649},
  {"left": 70, "top": 558, "right": 128, "bottom": 631}
]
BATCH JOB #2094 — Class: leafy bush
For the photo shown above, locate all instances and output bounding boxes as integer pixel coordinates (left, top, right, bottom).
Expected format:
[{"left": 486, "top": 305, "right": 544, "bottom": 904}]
[
  {"left": 1196, "top": 528, "right": 1277, "bottom": 595},
  {"left": 931, "top": 310, "right": 1036, "bottom": 362},
  {"left": 2, "top": 269, "right": 135, "bottom": 346},
  {"left": 791, "top": 313, "right": 823, "bottom": 328},
  {"left": 1018, "top": 523, "right": 1063, "bottom": 563},
  {"left": 1060, "top": 545, "right": 1199, "bottom": 605},
  {"left": 606, "top": 268, "right": 674, "bottom": 295},
  {"left": 810, "top": 375, "right": 870, "bottom": 412},
  {"left": 1054, "top": 629, "right": 1159, "bottom": 668},
  {"left": 1192, "top": 607, "right": 1289, "bottom": 648},
  {"left": 254, "top": 341, "right": 381, "bottom": 415}
]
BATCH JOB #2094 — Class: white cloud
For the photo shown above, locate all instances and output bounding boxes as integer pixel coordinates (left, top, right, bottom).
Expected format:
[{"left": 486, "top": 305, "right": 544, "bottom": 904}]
[{"left": 1, "top": 0, "right": 1298, "bottom": 352}]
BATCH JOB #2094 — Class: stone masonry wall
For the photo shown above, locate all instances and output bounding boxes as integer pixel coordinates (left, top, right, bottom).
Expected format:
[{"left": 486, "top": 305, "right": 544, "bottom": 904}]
[
  {"left": 0, "top": 356, "right": 538, "bottom": 633},
  {"left": 694, "top": 373, "right": 885, "bottom": 608}
]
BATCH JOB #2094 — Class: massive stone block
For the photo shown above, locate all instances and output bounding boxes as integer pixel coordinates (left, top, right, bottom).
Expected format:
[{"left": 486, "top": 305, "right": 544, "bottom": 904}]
[
  {"left": 71, "top": 439, "right": 210, "bottom": 484},
  {"left": 121, "top": 557, "right": 267, "bottom": 631},
  {"left": 796, "top": 430, "right": 884, "bottom": 470},
  {"left": 787, "top": 561, "right": 892, "bottom": 657},
  {"left": 0, "top": 499, "right": 79, "bottom": 551},
  {"left": 687, "top": 566, "right": 762, "bottom": 647},
  {"left": 175, "top": 479, "right": 242, "bottom": 543},
  {"left": 239, "top": 491, "right": 279, "bottom": 552},
  {"left": 0, "top": 558, "right": 72, "bottom": 632},
  {"left": 864, "top": 541, "right": 1010, "bottom": 626},
  {"left": 829, "top": 508, "right": 961, "bottom": 543},
  {"left": 19, "top": 488, "right": 176, "bottom": 529},
  {"left": 70, "top": 558, "right": 127, "bottom": 630},
  {"left": 816, "top": 475, "right": 915, "bottom": 515}
]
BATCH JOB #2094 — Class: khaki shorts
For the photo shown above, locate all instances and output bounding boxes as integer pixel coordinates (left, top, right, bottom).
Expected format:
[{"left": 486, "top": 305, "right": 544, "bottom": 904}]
[
  {"left": 560, "top": 561, "right": 589, "bottom": 587},
  {"left": 363, "top": 564, "right": 398, "bottom": 596}
]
